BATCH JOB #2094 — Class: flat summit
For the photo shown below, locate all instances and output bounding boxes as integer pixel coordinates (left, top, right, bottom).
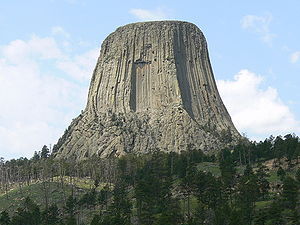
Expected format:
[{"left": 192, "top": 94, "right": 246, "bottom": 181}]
[{"left": 54, "top": 21, "right": 240, "bottom": 160}]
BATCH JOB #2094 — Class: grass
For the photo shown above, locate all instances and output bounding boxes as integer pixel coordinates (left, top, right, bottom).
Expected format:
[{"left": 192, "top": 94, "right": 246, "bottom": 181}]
[
  {"left": 197, "top": 162, "right": 221, "bottom": 176},
  {"left": 0, "top": 176, "right": 112, "bottom": 214},
  {"left": 267, "top": 170, "right": 279, "bottom": 183},
  {"left": 52, "top": 176, "right": 112, "bottom": 190},
  {"left": 179, "top": 195, "right": 199, "bottom": 215},
  {"left": 0, "top": 182, "right": 72, "bottom": 212},
  {"left": 255, "top": 200, "right": 272, "bottom": 209},
  {"left": 197, "top": 162, "right": 246, "bottom": 177}
]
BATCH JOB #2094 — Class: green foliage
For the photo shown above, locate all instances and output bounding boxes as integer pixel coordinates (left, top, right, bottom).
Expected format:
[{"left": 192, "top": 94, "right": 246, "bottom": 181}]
[
  {"left": 281, "top": 176, "right": 299, "bottom": 210},
  {"left": 284, "top": 134, "right": 299, "bottom": 165},
  {"left": 1, "top": 133, "right": 300, "bottom": 225},
  {"left": 256, "top": 163, "right": 270, "bottom": 199},
  {"left": 65, "top": 195, "right": 77, "bottom": 216},
  {"left": 108, "top": 181, "right": 132, "bottom": 224},
  {"left": 277, "top": 166, "right": 286, "bottom": 181},
  {"left": 236, "top": 165, "right": 259, "bottom": 225},
  {"left": 40, "top": 145, "right": 50, "bottom": 159},
  {"left": 219, "top": 148, "right": 237, "bottom": 190},
  {"left": 295, "top": 167, "right": 300, "bottom": 183},
  {"left": 134, "top": 153, "right": 176, "bottom": 224},
  {"left": 79, "top": 189, "right": 97, "bottom": 208},
  {"left": 90, "top": 214, "right": 101, "bottom": 225},
  {"left": 0, "top": 211, "right": 10, "bottom": 225},
  {"left": 32, "top": 151, "right": 40, "bottom": 161},
  {"left": 0, "top": 182, "right": 72, "bottom": 213},
  {"left": 10, "top": 197, "right": 41, "bottom": 225},
  {"left": 253, "top": 208, "right": 268, "bottom": 225},
  {"left": 265, "top": 200, "right": 284, "bottom": 225},
  {"left": 65, "top": 216, "right": 76, "bottom": 225},
  {"left": 41, "top": 204, "right": 61, "bottom": 225}
]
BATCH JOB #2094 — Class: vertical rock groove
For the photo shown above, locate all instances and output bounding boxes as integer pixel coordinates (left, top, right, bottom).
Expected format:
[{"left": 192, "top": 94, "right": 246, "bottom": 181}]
[
  {"left": 54, "top": 21, "right": 241, "bottom": 160},
  {"left": 173, "top": 24, "right": 195, "bottom": 119}
]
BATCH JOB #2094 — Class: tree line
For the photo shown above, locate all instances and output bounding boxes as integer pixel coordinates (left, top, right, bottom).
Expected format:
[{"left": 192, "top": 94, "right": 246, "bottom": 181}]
[{"left": 0, "top": 133, "right": 300, "bottom": 224}]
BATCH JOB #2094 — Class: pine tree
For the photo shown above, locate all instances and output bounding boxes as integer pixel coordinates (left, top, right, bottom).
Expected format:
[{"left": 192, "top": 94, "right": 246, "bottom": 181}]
[
  {"left": 153, "top": 193, "right": 182, "bottom": 225},
  {"left": 274, "top": 136, "right": 285, "bottom": 161},
  {"left": 282, "top": 176, "right": 298, "bottom": 210},
  {"left": 266, "top": 200, "right": 283, "bottom": 225},
  {"left": 236, "top": 165, "right": 259, "bottom": 225},
  {"left": 284, "top": 134, "right": 298, "bottom": 166},
  {"left": 253, "top": 208, "right": 268, "bottom": 225},
  {"left": 0, "top": 211, "right": 10, "bottom": 225},
  {"left": 256, "top": 163, "right": 270, "bottom": 199},
  {"left": 277, "top": 166, "right": 286, "bottom": 181},
  {"left": 109, "top": 181, "right": 132, "bottom": 225},
  {"left": 295, "top": 167, "right": 300, "bottom": 183},
  {"left": 90, "top": 214, "right": 101, "bottom": 225},
  {"left": 32, "top": 151, "right": 40, "bottom": 161},
  {"left": 180, "top": 164, "right": 196, "bottom": 219},
  {"left": 219, "top": 149, "right": 236, "bottom": 188},
  {"left": 134, "top": 153, "right": 178, "bottom": 225},
  {"left": 194, "top": 171, "right": 222, "bottom": 210},
  {"left": 41, "top": 204, "right": 60, "bottom": 225},
  {"left": 11, "top": 197, "right": 41, "bottom": 225},
  {"left": 79, "top": 189, "right": 97, "bottom": 209},
  {"left": 64, "top": 195, "right": 77, "bottom": 225},
  {"left": 40, "top": 145, "right": 50, "bottom": 159}
]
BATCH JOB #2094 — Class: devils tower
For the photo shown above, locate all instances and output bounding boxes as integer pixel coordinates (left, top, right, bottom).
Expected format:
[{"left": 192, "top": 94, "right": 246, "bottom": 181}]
[{"left": 54, "top": 21, "right": 240, "bottom": 160}]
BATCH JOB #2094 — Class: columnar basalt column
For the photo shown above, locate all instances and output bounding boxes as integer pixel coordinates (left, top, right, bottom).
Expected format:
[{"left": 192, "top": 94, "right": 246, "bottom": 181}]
[{"left": 54, "top": 21, "right": 240, "bottom": 160}]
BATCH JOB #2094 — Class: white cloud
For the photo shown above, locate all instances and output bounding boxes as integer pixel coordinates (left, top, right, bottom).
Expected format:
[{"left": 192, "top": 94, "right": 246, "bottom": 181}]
[
  {"left": 129, "top": 8, "right": 170, "bottom": 21},
  {"left": 217, "top": 70, "right": 300, "bottom": 140},
  {"left": 56, "top": 48, "right": 99, "bottom": 81},
  {"left": 0, "top": 31, "right": 98, "bottom": 159},
  {"left": 290, "top": 51, "right": 300, "bottom": 64},
  {"left": 51, "top": 26, "right": 70, "bottom": 39},
  {"left": 2, "top": 36, "right": 63, "bottom": 64},
  {"left": 241, "top": 13, "right": 275, "bottom": 45}
]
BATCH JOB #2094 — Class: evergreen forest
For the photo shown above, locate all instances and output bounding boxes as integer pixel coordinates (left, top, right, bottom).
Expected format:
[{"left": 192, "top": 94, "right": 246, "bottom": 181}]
[{"left": 1, "top": 134, "right": 300, "bottom": 224}]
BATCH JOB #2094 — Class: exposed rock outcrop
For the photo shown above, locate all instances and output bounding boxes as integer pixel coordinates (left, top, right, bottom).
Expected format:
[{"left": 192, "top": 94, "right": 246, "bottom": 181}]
[{"left": 54, "top": 21, "right": 241, "bottom": 160}]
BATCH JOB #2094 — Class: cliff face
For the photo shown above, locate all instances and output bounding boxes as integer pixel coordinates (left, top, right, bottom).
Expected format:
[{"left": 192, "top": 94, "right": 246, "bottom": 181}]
[{"left": 54, "top": 21, "right": 240, "bottom": 160}]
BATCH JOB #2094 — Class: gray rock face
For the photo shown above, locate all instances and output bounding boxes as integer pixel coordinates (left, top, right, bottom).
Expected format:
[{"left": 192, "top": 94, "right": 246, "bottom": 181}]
[{"left": 54, "top": 21, "right": 240, "bottom": 160}]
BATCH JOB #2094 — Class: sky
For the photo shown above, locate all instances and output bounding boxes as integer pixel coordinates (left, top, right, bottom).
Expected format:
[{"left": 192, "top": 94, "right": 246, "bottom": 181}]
[{"left": 0, "top": 0, "right": 299, "bottom": 159}]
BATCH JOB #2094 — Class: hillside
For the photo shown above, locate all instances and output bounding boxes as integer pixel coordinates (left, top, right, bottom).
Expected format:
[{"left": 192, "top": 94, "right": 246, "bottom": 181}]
[{"left": 1, "top": 134, "right": 300, "bottom": 225}]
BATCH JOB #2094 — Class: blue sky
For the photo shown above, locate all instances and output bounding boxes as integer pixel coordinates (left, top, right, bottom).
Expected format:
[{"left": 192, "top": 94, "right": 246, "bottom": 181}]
[{"left": 0, "top": 0, "right": 299, "bottom": 159}]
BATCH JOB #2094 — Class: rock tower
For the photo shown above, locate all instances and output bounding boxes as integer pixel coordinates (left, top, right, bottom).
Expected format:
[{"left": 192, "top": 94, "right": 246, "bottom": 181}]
[{"left": 54, "top": 21, "right": 240, "bottom": 160}]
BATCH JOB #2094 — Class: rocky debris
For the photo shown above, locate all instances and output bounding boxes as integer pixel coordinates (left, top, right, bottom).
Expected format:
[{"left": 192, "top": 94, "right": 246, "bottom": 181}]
[{"left": 54, "top": 21, "right": 241, "bottom": 160}]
